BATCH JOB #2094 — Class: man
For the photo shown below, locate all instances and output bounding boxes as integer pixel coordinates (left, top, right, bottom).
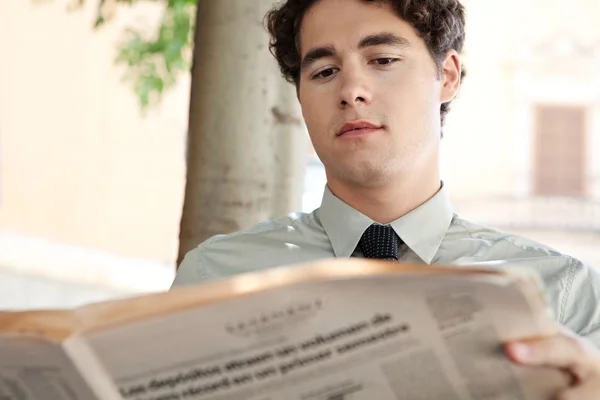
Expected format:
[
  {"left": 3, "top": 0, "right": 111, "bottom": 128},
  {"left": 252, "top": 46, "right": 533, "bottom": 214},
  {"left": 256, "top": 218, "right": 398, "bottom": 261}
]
[{"left": 173, "top": 0, "right": 600, "bottom": 396}]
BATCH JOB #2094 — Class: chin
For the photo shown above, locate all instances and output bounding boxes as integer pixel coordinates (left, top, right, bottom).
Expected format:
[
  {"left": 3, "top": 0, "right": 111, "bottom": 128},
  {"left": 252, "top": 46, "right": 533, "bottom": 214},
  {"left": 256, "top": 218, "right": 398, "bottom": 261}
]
[{"left": 337, "top": 162, "right": 392, "bottom": 187}]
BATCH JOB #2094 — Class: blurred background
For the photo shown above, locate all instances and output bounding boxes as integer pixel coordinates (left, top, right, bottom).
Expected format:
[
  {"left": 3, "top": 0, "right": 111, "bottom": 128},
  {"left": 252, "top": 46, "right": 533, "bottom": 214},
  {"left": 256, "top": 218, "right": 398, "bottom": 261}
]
[{"left": 0, "top": 0, "right": 598, "bottom": 310}]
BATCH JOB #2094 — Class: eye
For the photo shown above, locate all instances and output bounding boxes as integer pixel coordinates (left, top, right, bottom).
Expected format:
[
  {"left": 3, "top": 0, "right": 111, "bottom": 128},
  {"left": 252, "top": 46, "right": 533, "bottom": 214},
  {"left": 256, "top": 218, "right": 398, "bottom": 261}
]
[
  {"left": 312, "top": 67, "right": 338, "bottom": 80},
  {"left": 372, "top": 58, "right": 400, "bottom": 66}
]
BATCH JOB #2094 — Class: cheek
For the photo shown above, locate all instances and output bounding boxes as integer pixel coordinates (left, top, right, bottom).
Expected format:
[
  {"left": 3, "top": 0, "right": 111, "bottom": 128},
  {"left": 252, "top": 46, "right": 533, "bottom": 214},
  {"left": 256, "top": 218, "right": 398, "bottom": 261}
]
[
  {"left": 384, "top": 79, "right": 439, "bottom": 120},
  {"left": 300, "top": 104, "right": 317, "bottom": 133},
  {"left": 381, "top": 61, "right": 438, "bottom": 102},
  {"left": 300, "top": 94, "right": 329, "bottom": 139}
]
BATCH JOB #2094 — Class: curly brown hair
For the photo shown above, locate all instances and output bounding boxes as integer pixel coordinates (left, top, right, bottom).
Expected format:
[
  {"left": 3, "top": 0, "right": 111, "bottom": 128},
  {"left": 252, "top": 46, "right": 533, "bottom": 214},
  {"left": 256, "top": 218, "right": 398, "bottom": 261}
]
[{"left": 265, "top": 0, "right": 467, "bottom": 129}]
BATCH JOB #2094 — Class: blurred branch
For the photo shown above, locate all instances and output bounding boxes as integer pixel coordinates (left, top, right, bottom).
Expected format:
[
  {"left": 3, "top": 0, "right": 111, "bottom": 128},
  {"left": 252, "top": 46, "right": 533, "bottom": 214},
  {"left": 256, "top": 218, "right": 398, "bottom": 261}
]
[
  {"left": 40, "top": 0, "right": 197, "bottom": 111},
  {"left": 113, "top": 0, "right": 196, "bottom": 110}
]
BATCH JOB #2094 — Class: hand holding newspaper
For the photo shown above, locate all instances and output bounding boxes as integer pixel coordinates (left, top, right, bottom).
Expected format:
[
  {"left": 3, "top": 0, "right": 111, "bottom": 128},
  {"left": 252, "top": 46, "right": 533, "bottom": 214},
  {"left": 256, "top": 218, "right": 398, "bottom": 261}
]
[{"left": 0, "top": 258, "right": 570, "bottom": 400}]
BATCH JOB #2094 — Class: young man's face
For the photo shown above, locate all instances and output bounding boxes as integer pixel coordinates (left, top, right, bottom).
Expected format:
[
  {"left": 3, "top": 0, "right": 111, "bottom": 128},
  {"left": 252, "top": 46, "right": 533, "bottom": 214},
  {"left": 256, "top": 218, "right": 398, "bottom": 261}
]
[{"left": 297, "top": 0, "right": 460, "bottom": 188}]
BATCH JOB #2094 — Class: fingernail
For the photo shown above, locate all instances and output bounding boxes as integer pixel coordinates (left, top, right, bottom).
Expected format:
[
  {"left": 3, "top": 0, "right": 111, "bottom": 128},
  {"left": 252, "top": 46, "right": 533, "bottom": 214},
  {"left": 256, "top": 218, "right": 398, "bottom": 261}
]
[{"left": 512, "top": 343, "right": 532, "bottom": 362}]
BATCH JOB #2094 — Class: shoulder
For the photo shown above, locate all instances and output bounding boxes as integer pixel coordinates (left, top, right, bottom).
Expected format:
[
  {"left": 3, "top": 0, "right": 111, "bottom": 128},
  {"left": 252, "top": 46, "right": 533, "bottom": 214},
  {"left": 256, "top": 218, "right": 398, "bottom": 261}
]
[
  {"left": 200, "top": 211, "right": 324, "bottom": 251},
  {"left": 444, "top": 214, "right": 578, "bottom": 297},
  {"left": 446, "top": 215, "right": 600, "bottom": 336},
  {"left": 171, "top": 211, "right": 332, "bottom": 286},
  {"left": 447, "top": 214, "right": 567, "bottom": 259}
]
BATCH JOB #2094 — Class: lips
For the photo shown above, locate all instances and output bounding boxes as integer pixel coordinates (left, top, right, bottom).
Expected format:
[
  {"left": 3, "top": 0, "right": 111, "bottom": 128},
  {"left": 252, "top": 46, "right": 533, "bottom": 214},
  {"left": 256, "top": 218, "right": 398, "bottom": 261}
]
[{"left": 337, "top": 120, "right": 382, "bottom": 136}]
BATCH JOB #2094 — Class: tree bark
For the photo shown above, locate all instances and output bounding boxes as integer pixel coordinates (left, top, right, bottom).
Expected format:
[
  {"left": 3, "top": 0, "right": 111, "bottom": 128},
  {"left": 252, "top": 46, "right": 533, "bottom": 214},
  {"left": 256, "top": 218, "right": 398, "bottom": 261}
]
[{"left": 177, "top": 0, "right": 305, "bottom": 265}]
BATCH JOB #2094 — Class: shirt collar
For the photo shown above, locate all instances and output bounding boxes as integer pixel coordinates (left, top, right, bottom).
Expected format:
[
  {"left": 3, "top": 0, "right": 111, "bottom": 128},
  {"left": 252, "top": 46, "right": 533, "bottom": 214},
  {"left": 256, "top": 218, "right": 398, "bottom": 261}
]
[{"left": 315, "top": 183, "right": 454, "bottom": 264}]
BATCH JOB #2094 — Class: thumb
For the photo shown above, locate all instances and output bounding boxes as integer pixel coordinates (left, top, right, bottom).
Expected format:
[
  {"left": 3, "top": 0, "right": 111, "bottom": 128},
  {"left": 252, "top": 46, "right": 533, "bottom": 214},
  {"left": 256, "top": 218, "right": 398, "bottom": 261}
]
[{"left": 505, "top": 334, "right": 593, "bottom": 382}]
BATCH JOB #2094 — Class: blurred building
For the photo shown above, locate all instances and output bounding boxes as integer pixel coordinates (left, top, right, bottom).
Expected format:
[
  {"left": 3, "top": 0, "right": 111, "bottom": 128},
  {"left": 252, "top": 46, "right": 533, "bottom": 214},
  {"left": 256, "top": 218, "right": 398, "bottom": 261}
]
[
  {"left": 444, "top": 0, "right": 600, "bottom": 266},
  {"left": 0, "top": 0, "right": 599, "bottom": 309}
]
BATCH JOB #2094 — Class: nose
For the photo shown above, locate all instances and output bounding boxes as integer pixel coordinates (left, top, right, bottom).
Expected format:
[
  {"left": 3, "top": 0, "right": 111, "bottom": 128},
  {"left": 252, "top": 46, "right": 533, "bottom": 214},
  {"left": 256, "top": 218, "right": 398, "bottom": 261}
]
[{"left": 338, "top": 65, "right": 373, "bottom": 109}]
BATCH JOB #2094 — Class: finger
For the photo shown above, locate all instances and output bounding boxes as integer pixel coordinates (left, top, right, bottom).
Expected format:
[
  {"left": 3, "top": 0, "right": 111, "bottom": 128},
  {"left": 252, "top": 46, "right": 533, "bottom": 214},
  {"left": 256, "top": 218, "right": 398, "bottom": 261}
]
[
  {"left": 553, "top": 381, "right": 600, "bottom": 400},
  {"left": 505, "top": 335, "right": 593, "bottom": 381}
]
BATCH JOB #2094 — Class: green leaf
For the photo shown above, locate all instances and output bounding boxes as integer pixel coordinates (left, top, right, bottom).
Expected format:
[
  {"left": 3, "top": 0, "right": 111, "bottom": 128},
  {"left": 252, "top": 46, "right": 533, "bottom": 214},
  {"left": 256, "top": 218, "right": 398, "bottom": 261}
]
[
  {"left": 44, "top": 0, "right": 198, "bottom": 111},
  {"left": 113, "top": 0, "right": 196, "bottom": 110}
]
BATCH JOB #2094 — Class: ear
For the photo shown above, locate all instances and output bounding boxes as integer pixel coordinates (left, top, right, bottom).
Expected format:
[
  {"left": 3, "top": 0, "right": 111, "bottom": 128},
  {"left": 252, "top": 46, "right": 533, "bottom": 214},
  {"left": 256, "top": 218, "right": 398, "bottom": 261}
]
[{"left": 439, "top": 50, "right": 462, "bottom": 104}]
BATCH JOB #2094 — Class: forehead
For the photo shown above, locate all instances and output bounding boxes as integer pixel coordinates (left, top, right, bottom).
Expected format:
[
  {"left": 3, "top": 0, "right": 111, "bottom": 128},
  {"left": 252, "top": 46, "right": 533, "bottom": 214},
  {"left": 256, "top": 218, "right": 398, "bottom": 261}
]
[{"left": 299, "top": 0, "right": 415, "bottom": 55}]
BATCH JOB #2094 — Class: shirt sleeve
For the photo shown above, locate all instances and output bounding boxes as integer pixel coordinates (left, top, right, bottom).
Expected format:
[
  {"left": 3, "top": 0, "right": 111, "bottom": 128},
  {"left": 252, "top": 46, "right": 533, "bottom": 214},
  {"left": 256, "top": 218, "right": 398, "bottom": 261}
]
[
  {"left": 170, "top": 247, "right": 205, "bottom": 289},
  {"left": 561, "top": 257, "right": 600, "bottom": 348}
]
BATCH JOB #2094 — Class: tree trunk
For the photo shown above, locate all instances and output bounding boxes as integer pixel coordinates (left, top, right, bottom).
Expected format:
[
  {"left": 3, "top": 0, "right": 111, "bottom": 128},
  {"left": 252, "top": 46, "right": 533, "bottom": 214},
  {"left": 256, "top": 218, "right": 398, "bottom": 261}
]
[
  {"left": 177, "top": 0, "right": 305, "bottom": 265},
  {"left": 270, "top": 79, "right": 307, "bottom": 218}
]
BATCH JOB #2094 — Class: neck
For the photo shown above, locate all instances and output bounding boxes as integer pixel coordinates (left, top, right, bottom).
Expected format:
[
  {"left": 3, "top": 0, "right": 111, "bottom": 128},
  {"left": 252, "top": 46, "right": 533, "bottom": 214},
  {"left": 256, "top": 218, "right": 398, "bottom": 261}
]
[{"left": 326, "top": 167, "right": 441, "bottom": 225}]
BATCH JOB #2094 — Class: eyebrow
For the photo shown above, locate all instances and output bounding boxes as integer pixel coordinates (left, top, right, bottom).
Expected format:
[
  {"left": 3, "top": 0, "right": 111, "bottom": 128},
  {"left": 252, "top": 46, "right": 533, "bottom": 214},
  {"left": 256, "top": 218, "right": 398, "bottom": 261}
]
[
  {"left": 300, "top": 45, "right": 336, "bottom": 72},
  {"left": 300, "top": 32, "right": 410, "bottom": 72},
  {"left": 358, "top": 32, "right": 410, "bottom": 49}
]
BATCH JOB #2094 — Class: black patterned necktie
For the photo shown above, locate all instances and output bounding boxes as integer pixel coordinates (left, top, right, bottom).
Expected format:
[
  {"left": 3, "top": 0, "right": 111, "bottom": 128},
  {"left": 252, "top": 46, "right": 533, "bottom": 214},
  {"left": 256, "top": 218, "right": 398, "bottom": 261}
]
[{"left": 358, "top": 224, "right": 401, "bottom": 261}]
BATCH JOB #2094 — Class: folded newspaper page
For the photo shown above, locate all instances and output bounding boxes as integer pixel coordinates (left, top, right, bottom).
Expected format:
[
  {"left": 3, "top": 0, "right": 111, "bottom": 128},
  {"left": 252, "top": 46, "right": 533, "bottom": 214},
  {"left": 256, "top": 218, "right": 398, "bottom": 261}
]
[{"left": 0, "top": 258, "right": 570, "bottom": 400}]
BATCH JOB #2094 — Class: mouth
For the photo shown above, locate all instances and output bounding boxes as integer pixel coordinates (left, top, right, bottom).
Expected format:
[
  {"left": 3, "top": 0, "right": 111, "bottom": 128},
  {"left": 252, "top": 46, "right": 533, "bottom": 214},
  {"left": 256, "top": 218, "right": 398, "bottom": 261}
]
[{"left": 337, "top": 120, "right": 383, "bottom": 138}]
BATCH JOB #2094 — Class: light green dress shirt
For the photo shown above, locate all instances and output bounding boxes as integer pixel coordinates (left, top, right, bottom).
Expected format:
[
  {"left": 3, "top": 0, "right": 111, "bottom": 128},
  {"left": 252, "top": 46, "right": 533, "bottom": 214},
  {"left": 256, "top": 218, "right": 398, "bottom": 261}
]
[{"left": 172, "top": 185, "right": 600, "bottom": 346}]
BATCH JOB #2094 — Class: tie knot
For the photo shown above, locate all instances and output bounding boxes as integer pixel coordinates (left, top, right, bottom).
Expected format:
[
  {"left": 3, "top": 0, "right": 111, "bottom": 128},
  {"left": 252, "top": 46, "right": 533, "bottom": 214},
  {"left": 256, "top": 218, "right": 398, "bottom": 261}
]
[{"left": 358, "top": 224, "right": 400, "bottom": 261}]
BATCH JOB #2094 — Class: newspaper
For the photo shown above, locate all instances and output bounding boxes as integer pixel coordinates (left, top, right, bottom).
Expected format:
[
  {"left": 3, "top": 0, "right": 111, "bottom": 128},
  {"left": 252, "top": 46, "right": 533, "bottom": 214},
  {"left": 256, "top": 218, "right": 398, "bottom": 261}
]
[{"left": 0, "top": 258, "right": 571, "bottom": 400}]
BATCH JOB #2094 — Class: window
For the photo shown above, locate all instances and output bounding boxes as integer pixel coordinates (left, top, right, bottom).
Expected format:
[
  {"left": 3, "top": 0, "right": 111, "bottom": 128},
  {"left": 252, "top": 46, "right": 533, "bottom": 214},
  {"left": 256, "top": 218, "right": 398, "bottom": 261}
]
[{"left": 533, "top": 105, "right": 587, "bottom": 197}]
